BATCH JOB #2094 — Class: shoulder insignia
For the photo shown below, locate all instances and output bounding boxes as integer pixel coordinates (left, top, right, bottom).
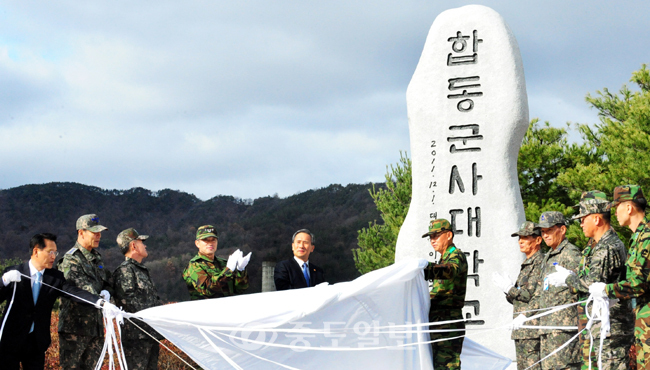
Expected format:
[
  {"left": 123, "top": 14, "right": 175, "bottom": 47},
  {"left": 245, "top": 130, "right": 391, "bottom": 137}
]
[{"left": 66, "top": 247, "right": 78, "bottom": 255}]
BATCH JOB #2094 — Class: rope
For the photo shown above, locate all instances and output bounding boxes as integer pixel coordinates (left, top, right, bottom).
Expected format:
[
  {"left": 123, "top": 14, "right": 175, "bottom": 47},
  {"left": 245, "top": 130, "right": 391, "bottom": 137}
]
[
  {"left": 0, "top": 283, "right": 17, "bottom": 342},
  {"left": 127, "top": 318, "right": 198, "bottom": 370}
]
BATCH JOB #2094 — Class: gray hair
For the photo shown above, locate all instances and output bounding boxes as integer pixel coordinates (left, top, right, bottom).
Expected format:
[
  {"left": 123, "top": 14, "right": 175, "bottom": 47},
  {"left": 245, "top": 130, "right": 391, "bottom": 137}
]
[{"left": 292, "top": 229, "right": 315, "bottom": 244}]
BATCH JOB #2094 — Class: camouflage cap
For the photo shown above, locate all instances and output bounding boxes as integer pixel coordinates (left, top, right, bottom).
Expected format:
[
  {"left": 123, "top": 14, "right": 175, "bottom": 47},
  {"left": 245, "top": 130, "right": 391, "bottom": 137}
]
[
  {"left": 76, "top": 214, "right": 107, "bottom": 232},
  {"left": 116, "top": 228, "right": 149, "bottom": 251},
  {"left": 571, "top": 190, "right": 611, "bottom": 220},
  {"left": 421, "top": 218, "right": 452, "bottom": 238},
  {"left": 612, "top": 185, "right": 647, "bottom": 207},
  {"left": 537, "top": 211, "right": 566, "bottom": 229},
  {"left": 196, "top": 225, "right": 218, "bottom": 240},
  {"left": 511, "top": 221, "right": 541, "bottom": 237}
]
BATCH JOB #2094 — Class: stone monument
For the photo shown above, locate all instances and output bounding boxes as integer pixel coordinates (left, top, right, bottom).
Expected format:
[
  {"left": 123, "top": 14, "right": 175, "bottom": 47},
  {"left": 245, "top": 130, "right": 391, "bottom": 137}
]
[
  {"left": 262, "top": 261, "right": 277, "bottom": 292},
  {"left": 394, "top": 5, "right": 529, "bottom": 360}
]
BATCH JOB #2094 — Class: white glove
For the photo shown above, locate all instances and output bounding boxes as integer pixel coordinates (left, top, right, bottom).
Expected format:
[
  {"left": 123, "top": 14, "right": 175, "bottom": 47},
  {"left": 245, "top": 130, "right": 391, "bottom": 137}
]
[
  {"left": 2, "top": 270, "right": 21, "bottom": 285},
  {"left": 100, "top": 290, "right": 110, "bottom": 301},
  {"left": 492, "top": 272, "right": 514, "bottom": 293},
  {"left": 589, "top": 282, "right": 607, "bottom": 298},
  {"left": 226, "top": 251, "right": 239, "bottom": 271},
  {"left": 510, "top": 314, "right": 528, "bottom": 330},
  {"left": 546, "top": 272, "right": 567, "bottom": 287},
  {"left": 238, "top": 252, "right": 251, "bottom": 271}
]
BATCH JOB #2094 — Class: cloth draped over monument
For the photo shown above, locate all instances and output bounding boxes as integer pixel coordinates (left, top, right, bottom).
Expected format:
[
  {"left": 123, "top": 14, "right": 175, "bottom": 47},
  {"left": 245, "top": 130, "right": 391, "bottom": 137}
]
[{"left": 132, "top": 259, "right": 511, "bottom": 370}]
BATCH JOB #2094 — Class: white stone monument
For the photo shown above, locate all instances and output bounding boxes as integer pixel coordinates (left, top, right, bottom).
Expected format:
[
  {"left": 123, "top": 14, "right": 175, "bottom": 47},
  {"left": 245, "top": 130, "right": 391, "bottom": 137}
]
[{"left": 394, "top": 5, "right": 529, "bottom": 360}]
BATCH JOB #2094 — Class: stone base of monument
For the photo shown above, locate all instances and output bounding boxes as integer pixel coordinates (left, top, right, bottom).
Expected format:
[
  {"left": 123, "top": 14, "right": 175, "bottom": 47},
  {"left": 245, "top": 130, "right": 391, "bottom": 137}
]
[{"left": 395, "top": 5, "right": 529, "bottom": 361}]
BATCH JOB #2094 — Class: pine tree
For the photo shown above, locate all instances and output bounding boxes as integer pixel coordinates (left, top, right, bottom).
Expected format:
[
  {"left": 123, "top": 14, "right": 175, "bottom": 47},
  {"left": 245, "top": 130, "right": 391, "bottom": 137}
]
[{"left": 353, "top": 152, "right": 411, "bottom": 274}]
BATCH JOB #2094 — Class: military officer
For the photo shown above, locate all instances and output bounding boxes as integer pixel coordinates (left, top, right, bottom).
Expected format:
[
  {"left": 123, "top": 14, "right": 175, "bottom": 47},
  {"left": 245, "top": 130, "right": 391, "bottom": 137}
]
[
  {"left": 548, "top": 191, "right": 633, "bottom": 370},
  {"left": 182, "top": 225, "right": 249, "bottom": 300},
  {"left": 537, "top": 211, "right": 582, "bottom": 370},
  {"left": 57, "top": 214, "right": 113, "bottom": 369},
  {"left": 590, "top": 185, "right": 650, "bottom": 368},
  {"left": 113, "top": 228, "right": 164, "bottom": 370},
  {"left": 494, "top": 221, "right": 544, "bottom": 370},
  {"left": 422, "top": 218, "right": 468, "bottom": 370}
]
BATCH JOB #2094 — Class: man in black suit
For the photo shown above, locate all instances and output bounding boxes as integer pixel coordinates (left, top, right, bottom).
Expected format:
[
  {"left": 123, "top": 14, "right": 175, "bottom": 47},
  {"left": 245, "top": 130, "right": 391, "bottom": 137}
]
[
  {"left": 0, "top": 233, "right": 115, "bottom": 370},
  {"left": 274, "top": 229, "right": 326, "bottom": 290}
]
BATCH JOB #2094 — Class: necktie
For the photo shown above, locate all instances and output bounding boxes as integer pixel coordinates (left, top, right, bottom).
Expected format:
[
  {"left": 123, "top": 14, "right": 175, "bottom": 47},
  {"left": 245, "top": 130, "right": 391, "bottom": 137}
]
[
  {"left": 33, "top": 271, "right": 42, "bottom": 304},
  {"left": 302, "top": 263, "right": 310, "bottom": 287},
  {"left": 30, "top": 272, "right": 42, "bottom": 333}
]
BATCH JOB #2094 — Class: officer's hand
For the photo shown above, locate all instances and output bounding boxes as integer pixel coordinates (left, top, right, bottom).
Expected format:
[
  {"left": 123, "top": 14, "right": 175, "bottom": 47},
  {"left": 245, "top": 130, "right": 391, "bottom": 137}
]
[
  {"left": 491, "top": 272, "right": 514, "bottom": 293},
  {"left": 2, "top": 270, "right": 21, "bottom": 285},
  {"left": 509, "top": 314, "right": 527, "bottom": 330},
  {"left": 555, "top": 265, "right": 575, "bottom": 286},
  {"left": 238, "top": 252, "right": 251, "bottom": 271},
  {"left": 226, "top": 252, "right": 239, "bottom": 271},
  {"left": 100, "top": 290, "right": 111, "bottom": 301},
  {"left": 546, "top": 272, "right": 568, "bottom": 287},
  {"left": 589, "top": 282, "right": 607, "bottom": 299}
]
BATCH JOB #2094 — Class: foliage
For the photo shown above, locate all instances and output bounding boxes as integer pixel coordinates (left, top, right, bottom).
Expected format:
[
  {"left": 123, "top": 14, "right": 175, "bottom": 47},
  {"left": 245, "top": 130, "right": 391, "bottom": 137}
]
[
  {"left": 353, "top": 152, "right": 411, "bottom": 274},
  {"left": 558, "top": 64, "right": 650, "bottom": 195},
  {"left": 518, "top": 119, "right": 593, "bottom": 206},
  {"left": 0, "top": 257, "right": 22, "bottom": 272}
]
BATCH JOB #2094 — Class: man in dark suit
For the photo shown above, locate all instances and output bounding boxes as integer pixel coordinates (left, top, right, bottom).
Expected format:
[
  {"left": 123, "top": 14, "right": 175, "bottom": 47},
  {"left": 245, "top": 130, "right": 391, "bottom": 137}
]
[
  {"left": 274, "top": 229, "right": 326, "bottom": 290},
  {"left": 0, "top": 233, "right": 115, "bottom": 370}
]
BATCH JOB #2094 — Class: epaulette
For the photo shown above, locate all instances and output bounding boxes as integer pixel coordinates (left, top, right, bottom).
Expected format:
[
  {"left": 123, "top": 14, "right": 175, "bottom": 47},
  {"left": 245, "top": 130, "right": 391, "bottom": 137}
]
[{"left": 66, "top": 247, "right": 78, "bottom": 255}]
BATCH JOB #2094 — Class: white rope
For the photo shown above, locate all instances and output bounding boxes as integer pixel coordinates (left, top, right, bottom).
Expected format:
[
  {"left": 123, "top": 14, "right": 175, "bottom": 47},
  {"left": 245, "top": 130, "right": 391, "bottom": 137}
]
[
  {"left": 95, "top": 307, "right": 128, "bottom": 370},
  {"left": 127, "top": 318, "right": 198, "bottom": 370},
  {"left": 513, "top": 299, "right": 587, "bottom": 315},
  {"left": 524, "top": 330, "right": 582, "bottom": 370},
  {"left": 206, "top": 330, "right": 304, "bottom": 370},
  {"left": 198, "top": 326, "right": 244, "bottom": 370},
  {"left": 583, "top": 294, "right": 612, "bottom": 370},
  {"left": 0, "top": 283, "right": 17, "bottom": 343}
]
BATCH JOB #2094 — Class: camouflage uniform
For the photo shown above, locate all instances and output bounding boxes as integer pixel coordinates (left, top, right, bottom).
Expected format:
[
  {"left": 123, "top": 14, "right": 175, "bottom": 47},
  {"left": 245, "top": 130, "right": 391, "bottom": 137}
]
[
  {"left": 605, "top": 186, "right": 650, "bottom": 368},
  {"left": 114, "top": 258, "right": 163, "bottom": 370},
  {"left": 183, "top": 225, "right": 249, "bottom": 300},
  {"left": 506, "top": 221, "right": 545, "bottom": 370},
  {"left": 113, "top": 228, "right": 163, "bottom": 370},
  {"left": 58, "top": 242, "right": 112, "bottom": 369},
  {"left": 422, "top": 219, "right": 468, "bottom": 370},
  {"left": 538, "top": 212, "right": 582, "bottom": 370},
  {"left": 562, "top": 191, "right": 633, "bottom": 370},
  {"left": 183, "top": 253, "right": 249, "bottom": 299}
]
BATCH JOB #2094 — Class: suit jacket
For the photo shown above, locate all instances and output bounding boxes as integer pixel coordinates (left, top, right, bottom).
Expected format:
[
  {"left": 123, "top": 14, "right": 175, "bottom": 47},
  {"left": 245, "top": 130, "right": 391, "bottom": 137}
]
[
  {"left": 0, "top": 262, "right": 99, "bottom": 355},
  {"left": 274, "top": 259, "right": 325, "bottom": 291}
]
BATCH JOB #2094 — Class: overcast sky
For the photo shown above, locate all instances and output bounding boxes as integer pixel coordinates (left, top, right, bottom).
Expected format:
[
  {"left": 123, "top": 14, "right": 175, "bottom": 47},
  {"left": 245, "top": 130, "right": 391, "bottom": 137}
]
[{"left": 0, "top": 1, "right": 648, "bottom": 200}]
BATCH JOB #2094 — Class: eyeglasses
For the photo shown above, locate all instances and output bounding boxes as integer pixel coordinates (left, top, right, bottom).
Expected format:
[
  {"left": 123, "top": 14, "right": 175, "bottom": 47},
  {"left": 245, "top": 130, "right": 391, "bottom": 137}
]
[{"left": 46, "top": 251, "right": 59, "bottom": 257}]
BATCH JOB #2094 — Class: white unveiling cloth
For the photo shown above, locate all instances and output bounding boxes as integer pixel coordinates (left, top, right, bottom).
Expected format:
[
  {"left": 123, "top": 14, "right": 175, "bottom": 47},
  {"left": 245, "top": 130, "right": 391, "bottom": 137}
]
[{"left": 134, "top": 259, "right": 511, "bottom": 370}]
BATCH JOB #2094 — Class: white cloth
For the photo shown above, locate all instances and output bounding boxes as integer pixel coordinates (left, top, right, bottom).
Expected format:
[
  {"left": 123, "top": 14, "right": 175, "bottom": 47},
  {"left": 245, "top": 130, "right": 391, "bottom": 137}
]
[{"left": 132, "top": 259, "right": 511, "bottom": 370}]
